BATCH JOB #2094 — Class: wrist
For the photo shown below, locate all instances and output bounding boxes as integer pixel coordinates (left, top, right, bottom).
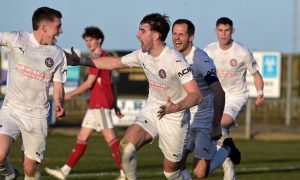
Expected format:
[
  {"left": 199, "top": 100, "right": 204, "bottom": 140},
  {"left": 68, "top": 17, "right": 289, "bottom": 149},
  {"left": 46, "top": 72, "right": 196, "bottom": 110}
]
[
  {"left": 80, "top": 58, "right": 88, "bottom": 65},
  {"left": 257, "top": 90, "right": 264, "bottom": 97}
]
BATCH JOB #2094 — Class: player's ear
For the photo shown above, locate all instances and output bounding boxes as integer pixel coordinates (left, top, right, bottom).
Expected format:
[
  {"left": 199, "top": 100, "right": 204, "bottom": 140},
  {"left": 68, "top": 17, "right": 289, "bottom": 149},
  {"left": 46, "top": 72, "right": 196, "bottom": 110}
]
[
  {"left": 41, "top": 22, "right": 47, "bottom": 33},
  {"left": 98, "top": 39, "right": 102, "bottom": 46},
  {"left": 153, "top": 31, "right": 160, "bottom": 41},
  {"left": 189, "top": 34, "right": 195, "bottom": 42}
]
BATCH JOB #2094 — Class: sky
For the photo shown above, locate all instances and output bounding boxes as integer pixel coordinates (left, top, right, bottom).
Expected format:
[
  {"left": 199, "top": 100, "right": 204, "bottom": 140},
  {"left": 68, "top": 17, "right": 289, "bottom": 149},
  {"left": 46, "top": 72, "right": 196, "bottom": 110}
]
[{"left": 0, "top": 0, "right": 299, "bottom": 54}]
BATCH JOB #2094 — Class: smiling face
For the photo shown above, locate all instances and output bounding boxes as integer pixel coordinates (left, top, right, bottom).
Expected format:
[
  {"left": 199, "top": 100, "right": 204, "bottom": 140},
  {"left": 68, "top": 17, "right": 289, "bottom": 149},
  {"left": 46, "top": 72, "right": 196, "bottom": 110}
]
[
  {"left": 136, "top": 23, "right": 155, "bottom": 53},
  {"left": 41, "top": 17, "right": 63, "bottom": 45},
  {"left": 172, "top": 23, "right": 194, "bottom": 56}
]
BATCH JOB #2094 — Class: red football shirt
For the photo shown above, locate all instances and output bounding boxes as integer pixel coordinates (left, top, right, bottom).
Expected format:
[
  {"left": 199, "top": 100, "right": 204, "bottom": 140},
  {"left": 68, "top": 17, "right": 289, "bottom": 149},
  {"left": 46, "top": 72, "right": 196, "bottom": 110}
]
[{"left": 88, "top": 51, "right": 114, "bottom": 109}]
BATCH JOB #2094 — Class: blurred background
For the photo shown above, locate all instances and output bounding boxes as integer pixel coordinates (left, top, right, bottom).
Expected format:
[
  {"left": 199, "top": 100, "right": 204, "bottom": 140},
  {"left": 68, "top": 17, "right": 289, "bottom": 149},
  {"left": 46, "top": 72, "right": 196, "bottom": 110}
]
[{"left": 1, "top": 0, "right": 300, "bottom": 138}]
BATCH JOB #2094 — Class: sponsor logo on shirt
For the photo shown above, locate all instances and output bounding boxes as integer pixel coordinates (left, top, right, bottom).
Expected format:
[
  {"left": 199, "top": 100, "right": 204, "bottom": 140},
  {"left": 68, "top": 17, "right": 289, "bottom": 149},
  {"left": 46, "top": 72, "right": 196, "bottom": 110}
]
[
  {"left": 149, "top": 80, "right": 168, "bottom": 90},
  {"left": 18, "top": 47, "right": 26, "bottom": 54},
  {"left": 217, "top": 70, "right": 235, "bottom": 77},
  {"left": 207, "top": 69, "right": 217, "bottom": 77},
  {"left": 16, "top": 64, "right": 48, "bottom": 80},
  {"left": 230, "top": 59, "right": 237, "bottom": 67},
  {"left": 177, "top": 67, "right": 191, "bottom": 77},
  {"left": 45, "top": 57, "right": 54, "bottom": 67},
  {"left": 159, "top": 69, "right": 166, "bottom": 79}
]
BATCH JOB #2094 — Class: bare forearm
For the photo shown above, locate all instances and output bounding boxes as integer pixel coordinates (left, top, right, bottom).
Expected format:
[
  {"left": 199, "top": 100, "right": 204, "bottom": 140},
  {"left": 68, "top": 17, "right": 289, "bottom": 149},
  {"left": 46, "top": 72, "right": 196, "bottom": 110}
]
[
  {"left": 81, "top": 56, "right": 125, "bottom": 70},
  {"left": 68, "top": 82, "right": 91, "bottom": 97},
  {"left": 213, "top": 91, "right": 225, "bottom": 125},
  {"left": 253, "top": 72, "right": 264, "bottom": 91},
  {"left": 53, "top": 83, "right": 64, "bottom": 107},
  {"left": 174, "top": 92, "right": 202, "bottom": 112}
]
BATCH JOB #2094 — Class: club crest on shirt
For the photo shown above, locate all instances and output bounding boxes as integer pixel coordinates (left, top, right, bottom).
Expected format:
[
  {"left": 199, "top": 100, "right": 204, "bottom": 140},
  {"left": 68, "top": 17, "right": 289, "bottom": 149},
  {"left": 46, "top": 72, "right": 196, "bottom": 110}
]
[
  {"left": 159, "top": 69, "right": 166, "bottom": 79},
  {"left": 229, "top": 59, "right": 237, "bottom": 67},
  {"left": 45, "top": 57, "right": 54, "bottom": 67}
]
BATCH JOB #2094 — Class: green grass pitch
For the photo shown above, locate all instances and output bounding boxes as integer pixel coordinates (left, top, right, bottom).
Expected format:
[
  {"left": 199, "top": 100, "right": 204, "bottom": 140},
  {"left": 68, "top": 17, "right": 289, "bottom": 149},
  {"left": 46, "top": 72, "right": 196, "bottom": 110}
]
[{"left": 6, "top": 130, "right": 300, "bottom": 180}]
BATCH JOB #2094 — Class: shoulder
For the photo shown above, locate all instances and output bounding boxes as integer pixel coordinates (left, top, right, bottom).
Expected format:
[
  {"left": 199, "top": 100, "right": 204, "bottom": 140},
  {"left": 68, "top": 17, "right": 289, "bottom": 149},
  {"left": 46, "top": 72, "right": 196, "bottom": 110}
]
[
  {"left": 52, "top": 45, "right": 64, "bottom": 55},
  {"left": 3, "top": 31, "right": 27, "bottom": 41},
  {"left": 101, "top": 50, "right": 109, "bottom": 57},
  {"left": 165, "top": 45, "right": 184, "bottom": 61},
  {"left": 203, "top": 42, "right": 218, "bottom": 52},
  {"left": 233, "top": 41, "right": 252, "bottom": 55},
  {"left": 194, "top": 47, "right": 210, "bottom": 59}
]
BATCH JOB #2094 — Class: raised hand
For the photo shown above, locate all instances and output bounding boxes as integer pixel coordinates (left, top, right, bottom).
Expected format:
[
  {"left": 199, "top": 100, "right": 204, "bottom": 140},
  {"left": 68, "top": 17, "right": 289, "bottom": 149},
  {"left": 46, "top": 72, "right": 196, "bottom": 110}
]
[{"left": 64, "top": 47, "right": 80, "bottom": 66}]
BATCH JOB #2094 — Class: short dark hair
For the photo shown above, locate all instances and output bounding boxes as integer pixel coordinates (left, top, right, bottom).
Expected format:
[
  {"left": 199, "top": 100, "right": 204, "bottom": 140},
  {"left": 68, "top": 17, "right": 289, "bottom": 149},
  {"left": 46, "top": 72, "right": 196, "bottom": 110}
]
[
  {"left": 82, "top": 26, "right": 105, "bottom": 45},
  {"left": 172, "top": 19, "right": 195, "bottom": 36},
  {"left": 140, "top": 13, "right": 170, "bottom": 42},
  {"left": 32, "top": 7, "right": 62, "bottom": 30},
  {"left": 216, "top": 17, "right": 233, "bottom": 27}
]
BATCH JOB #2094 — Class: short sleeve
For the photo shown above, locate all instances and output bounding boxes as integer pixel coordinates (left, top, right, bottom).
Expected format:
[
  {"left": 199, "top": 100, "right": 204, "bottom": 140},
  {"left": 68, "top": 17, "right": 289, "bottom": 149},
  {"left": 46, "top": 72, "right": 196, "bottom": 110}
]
[
  {"left": 245, "top": 51, "right": 259, "bottom": 74},
  {"left": 121, "top": 49, "right": 142, "bottom": 68}
]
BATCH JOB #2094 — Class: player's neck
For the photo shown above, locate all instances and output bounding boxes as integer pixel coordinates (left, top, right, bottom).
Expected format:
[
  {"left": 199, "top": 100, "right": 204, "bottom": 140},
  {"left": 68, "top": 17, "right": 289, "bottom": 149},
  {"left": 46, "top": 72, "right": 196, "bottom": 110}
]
[
  {"left": 91, "top": 47, "right": 102, "bottom": 57},
  {"left": 182, "top": 44, "right": 193, "bottom": 57},
  {"left": 150, "top": 41, "right": 166, "bottom": 57},
  {"left": 33, "top": 31, "right": 44, "bottom": 45},
  {"left": 219, "top": 39, "right": 233, "bottom": 51}
]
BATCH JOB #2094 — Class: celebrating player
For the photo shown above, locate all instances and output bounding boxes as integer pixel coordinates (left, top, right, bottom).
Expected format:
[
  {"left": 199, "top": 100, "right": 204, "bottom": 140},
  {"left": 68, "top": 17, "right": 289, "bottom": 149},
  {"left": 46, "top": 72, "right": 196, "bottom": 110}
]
[
  {"left": 0, "top": 7, "right": 66, "bottom": 180},
  {"left": 65, "top": 13, "right": 202, "bottom": 180},
  {"left": 172, "top": 19, "right": 240, "bottom": 179}
]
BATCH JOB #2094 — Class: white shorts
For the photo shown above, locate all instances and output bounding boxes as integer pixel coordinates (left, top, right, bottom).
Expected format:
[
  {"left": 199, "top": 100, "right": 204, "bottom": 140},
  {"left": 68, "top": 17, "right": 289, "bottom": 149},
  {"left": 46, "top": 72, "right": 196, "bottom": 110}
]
[
  {"left": 0, "top": 105, "right": 48, "bottom": 163},
  {"left": 185, "top": 122, "right": 216, "bottom": 160},
  {"left": 224, "top": 94, "right": 248, "bottom": 121},
  {"left": 134, "top": 104, "right": 189, "bottom": 162},
  {"left": 82, "top": 108, "right": 114, "bottom": 132}
]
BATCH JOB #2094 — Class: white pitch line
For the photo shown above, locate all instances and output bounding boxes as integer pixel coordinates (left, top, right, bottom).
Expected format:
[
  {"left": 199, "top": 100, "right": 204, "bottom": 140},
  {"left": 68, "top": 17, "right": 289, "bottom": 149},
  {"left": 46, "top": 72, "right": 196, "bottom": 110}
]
[{"left": 55, "top": 166, "right": 300, "bottom": 179}]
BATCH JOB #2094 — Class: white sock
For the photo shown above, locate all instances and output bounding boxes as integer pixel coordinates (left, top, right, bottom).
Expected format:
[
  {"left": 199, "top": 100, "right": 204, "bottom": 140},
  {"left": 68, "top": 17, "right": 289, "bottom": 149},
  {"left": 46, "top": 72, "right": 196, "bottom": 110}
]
[
  {"left": 222, "top": 158, "right": 237, "bottom": 180},
  {"left": 24, "top": 171, "right": 41, "bottom": 180},
  {"left": 181, "top": 168, "right": 192, "bottom": 180},
  {"left": 122, "top": 142, "right": 137, "bottom": 180},
  {"left": 209, "top": 146, "right": 230, "bottom": 175},
  {"left": 164, "top": 170, "right": 183, "bottom": 180},
  {"left": 61, "top": 164, "right": 71, "bottom": 175},
  {"left": 222, "top": 128, "right": 230, "bottom": 139},
  {"left": 120, "top": 169, "right": 125, "bottom": 176}
]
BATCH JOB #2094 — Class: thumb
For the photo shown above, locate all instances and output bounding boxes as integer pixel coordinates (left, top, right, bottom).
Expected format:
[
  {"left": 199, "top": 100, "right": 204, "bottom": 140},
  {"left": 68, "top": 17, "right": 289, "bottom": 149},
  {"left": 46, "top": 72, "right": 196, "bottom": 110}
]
[
  {"left": 71, "top": 47, "right": 76, "bottom": 55},
  {"left": 167, "top": 97, "right": 171, "bottom": 102}
]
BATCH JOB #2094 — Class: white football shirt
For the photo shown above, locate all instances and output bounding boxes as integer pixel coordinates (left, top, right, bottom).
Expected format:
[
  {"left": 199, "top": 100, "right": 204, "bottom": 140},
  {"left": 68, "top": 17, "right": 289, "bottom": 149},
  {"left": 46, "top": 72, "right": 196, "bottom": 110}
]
[
  {"left": 204, "top": 41, "right": 258, "bottom": 96},
  {"left": 0, "top": 31, "right": 67, "bottom": 117},
  {"left": 121, "top": 45, "right": 193, "bottom": 106}
]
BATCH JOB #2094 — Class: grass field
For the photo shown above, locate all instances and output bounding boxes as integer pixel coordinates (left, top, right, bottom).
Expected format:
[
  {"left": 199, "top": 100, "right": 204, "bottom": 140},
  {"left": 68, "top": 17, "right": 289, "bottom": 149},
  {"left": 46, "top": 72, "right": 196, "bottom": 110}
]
[{"left": 7, "top": 129, "right": 300, "bottom": 180}]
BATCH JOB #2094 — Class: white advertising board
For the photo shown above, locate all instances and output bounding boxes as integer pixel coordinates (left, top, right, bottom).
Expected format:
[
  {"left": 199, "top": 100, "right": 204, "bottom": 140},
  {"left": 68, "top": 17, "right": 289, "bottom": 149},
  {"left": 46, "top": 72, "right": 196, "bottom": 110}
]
[
  {"left": 247, "top": 51, "right": 281, "bottom": 98},
  {"left": 112, "top": 97, "right": 147, "bottom": 126}
]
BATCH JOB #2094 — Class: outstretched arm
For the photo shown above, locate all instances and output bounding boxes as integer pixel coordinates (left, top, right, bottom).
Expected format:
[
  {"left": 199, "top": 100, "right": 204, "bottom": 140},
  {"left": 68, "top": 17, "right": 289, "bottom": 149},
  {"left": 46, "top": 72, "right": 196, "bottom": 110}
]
[
  {"left": 64, "top": 47, "right": 127, "bottom": 70},
  {"left": 64, "top": 74, "right": 97, "bottom": 100},
  {"left": 253, "top": 71, "right": 265, "bottom": 105}
]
